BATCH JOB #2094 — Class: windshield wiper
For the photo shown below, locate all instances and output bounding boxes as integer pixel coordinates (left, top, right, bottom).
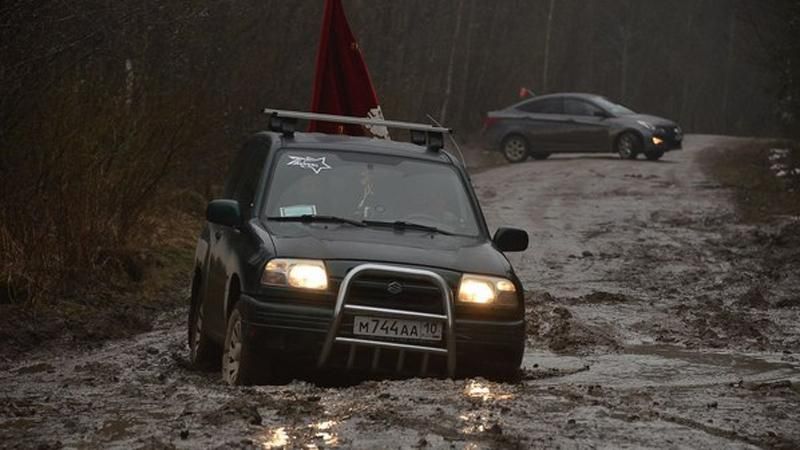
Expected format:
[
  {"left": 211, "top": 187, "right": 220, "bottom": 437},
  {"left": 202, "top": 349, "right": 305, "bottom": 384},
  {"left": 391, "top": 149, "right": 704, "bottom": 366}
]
[
  {"left": 362, "top": 220, "right": 454, "bottom": 236},
  {"left": 266, "top": 215, "right": 366, "bottom": 227},
  {"left": 267, "top": 215, "right": 455, "bottom": 235}
]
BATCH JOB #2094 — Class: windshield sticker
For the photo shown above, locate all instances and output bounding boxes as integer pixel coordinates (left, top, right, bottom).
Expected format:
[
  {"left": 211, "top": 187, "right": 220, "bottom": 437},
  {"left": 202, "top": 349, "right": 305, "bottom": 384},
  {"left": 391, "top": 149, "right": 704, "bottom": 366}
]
[
  {"left": 287, "top": 155, "right": 332, "bottom": 174},
  {"left": 280, "top": 204, "right": 317, "bottom": 217}
]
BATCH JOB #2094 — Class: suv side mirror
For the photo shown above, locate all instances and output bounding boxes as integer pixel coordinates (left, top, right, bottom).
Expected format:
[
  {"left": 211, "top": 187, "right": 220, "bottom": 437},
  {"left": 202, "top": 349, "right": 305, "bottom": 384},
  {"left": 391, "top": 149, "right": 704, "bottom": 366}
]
[
  {"left": 493, "top": 227, "right": 529, "bottom": 252},
  {"left": 207, "top": 199, "right": 242, "bottom": 228},
  {"left": 593, "top": 110, "right": 610, "bottom": 119}
]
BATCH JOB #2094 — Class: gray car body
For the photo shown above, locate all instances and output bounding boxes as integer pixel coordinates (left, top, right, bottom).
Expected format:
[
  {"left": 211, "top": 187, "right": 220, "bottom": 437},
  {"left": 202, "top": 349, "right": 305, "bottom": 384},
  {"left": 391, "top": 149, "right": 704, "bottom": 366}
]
[{"left": 483, "top": 93, "right": 682, "bottom": 156}]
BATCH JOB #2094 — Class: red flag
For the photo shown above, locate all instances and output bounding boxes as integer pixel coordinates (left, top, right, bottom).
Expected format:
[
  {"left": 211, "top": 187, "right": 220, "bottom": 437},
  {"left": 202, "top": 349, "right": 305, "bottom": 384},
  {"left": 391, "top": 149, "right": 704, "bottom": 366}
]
[
  {"left": 308, "top": 0, "right": 387, "bottom": 138},
  {"left": 519, "top": 87, "right": 535, "bottom": 99}
]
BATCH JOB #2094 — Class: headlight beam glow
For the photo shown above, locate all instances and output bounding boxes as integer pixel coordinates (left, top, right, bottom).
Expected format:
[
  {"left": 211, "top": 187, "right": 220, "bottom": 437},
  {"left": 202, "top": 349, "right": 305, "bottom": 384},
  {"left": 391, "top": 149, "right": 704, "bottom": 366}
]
[{"left": 262, "top": 258, "right": 328, "bottom": 290}]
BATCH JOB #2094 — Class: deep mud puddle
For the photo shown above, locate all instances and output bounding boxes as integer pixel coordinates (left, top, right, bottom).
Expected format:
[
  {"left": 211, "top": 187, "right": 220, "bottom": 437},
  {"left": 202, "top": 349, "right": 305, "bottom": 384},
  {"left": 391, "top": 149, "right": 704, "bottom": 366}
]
[
  {"left": 2, "top": 323, "right": 799, "bottom": 449},
  {"left": 523, "top": 345, "right": 800, "bottom": 388}
]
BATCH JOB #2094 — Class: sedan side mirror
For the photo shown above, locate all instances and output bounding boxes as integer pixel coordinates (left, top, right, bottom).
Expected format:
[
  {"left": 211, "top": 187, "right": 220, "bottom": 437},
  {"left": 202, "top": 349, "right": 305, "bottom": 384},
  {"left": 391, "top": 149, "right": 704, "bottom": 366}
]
[
  {"left": 593, "top": 110, "right": 610, "bottom": 119},
  {"left": 493, "top": 227, "right": 529, "bottom": 252},
  {"left": 207, "top": 199, "right": 242, "bottom": 228}
]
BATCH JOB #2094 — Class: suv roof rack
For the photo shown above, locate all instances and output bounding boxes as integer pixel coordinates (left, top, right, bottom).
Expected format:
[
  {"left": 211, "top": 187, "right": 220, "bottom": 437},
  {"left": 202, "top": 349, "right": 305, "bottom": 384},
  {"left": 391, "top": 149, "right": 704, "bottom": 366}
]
[{"left": 263, "top": 108, "right": 451, "bottom": 152}]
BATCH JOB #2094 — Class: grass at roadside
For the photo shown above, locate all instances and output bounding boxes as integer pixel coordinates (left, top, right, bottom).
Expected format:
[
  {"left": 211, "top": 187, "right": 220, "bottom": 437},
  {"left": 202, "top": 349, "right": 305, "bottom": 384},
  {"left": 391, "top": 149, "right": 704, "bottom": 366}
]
[
  {"left": 699, "top": 139, "right": 800, "bottom": 221},
  {"left": 0, "top": 208, "right": 202, "bottom": 362}
]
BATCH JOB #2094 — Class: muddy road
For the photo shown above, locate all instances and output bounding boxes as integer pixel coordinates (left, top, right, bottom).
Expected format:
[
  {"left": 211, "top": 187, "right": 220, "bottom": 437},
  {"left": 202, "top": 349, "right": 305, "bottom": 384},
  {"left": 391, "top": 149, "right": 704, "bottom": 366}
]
[{"left": 2, "top": 136, "right": 799, "bottom": 449}]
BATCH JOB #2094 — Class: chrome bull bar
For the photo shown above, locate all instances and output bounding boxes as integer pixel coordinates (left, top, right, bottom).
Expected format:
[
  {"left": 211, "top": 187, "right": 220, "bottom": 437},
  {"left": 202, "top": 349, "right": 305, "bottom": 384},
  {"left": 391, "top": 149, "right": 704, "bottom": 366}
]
[{"left": 317, "top": 264, "right": 456, "bottom": 378}]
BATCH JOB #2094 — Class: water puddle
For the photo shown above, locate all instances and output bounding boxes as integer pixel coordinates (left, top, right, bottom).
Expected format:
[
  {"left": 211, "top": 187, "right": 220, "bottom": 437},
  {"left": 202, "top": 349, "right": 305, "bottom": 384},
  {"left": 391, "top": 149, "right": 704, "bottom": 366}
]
[{"left": 523, "top": 345, "right": 800, "bottom": 388}]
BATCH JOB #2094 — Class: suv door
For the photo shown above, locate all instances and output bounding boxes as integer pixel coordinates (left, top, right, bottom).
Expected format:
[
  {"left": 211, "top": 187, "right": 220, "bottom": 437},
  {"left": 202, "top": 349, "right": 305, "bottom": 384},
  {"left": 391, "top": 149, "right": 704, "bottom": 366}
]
[
  {"left": 562, "top": 98, "right": 610, "bottom": 152},
  {"left": 205, "top": 141, "right": 268, "bottom": 337},
  {"left": 516, "top": 97, "right": 571, "bottom": 152}
]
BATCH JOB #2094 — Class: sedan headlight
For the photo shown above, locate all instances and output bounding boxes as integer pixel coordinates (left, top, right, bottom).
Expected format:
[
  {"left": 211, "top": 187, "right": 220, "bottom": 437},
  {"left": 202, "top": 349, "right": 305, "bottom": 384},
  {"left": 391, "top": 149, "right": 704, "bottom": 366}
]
[
  {"left": 457, "top": 274, "right": 517, "bottom": 307},
  {"left": 262, "top": 258, "right": 328, "bottom": 290},
  {"left": 636, "top": 120, "right": 655, "bottom": 131}
]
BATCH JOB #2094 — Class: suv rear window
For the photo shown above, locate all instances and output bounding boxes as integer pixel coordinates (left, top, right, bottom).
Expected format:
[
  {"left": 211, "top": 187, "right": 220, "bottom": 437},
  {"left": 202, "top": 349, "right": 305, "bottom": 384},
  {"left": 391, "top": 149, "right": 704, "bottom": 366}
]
[{"left": 263, "top": 150, "right": 481, "bottom": 236}]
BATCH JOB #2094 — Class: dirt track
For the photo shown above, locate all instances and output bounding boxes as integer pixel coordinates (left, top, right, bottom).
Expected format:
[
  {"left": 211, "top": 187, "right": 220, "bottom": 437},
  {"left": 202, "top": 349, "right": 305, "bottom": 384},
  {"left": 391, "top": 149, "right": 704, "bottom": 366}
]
[{"left": 2, "top": 136, "right": 799, "bottom": 449}]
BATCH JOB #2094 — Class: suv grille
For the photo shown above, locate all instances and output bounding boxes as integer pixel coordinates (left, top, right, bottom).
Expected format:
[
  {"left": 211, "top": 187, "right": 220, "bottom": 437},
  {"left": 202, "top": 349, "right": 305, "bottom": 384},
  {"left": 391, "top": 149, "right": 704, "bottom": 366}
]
[{"left": 343, "top": 274, "right": 447, "bottom": 314}]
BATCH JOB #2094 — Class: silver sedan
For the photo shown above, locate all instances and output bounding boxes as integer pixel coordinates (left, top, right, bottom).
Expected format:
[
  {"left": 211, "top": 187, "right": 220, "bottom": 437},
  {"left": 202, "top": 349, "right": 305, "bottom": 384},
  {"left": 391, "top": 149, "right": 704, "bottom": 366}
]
[{"left": 482, "top": 93, "right": 682, "bottom": 162}]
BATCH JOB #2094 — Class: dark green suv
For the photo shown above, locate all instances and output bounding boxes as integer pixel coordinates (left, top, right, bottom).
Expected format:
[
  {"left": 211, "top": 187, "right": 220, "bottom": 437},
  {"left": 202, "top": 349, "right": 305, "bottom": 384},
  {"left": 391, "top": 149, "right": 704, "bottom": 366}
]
[{"left": 188, "top": 110, "right": 529, "bottom": 385}]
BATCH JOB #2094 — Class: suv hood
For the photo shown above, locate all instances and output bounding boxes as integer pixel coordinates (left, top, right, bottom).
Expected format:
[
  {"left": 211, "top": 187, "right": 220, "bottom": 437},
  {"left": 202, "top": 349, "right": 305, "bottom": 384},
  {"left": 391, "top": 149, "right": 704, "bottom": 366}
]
[{"left": 265, "top": 222, "right": 513, "bottom": 277}]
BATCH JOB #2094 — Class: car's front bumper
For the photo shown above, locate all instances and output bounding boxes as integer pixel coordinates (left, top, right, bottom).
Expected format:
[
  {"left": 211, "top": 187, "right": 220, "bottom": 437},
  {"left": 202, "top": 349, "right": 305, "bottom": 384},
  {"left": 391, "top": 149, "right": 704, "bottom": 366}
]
[
  {"left": 647, "top": 127, "right": 683, "bottom": 151},
  {"left": 238, "top": 293, "right": 525, "bottom": 376}
]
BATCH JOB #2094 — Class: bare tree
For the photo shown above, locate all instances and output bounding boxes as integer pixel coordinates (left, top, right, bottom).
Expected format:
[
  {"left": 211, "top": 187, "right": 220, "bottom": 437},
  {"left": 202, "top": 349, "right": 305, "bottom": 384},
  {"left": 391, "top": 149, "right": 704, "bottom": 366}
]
[
  {"left": 0, "top": 0, "right": 792, "bottom": 303},
  {"left": 541, "top": 0, "right": 556, "bottom": 93},
  {"left": 721, "top": 7, "right": 737, "bottom": 130},
  {"left": 438, "top": 0, "right": 465, "bottom": 124}
]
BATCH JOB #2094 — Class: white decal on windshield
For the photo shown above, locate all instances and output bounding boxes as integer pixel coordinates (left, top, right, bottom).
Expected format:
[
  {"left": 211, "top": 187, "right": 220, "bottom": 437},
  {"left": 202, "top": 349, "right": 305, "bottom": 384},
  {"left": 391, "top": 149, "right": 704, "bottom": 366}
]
[{"left": 287, "top": 156, "right": 332, "bottom": 174}]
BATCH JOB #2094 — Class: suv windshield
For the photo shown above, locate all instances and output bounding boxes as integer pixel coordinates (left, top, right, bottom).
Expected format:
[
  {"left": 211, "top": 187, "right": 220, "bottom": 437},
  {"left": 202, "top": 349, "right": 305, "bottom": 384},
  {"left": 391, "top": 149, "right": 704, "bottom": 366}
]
[
  {"left": 263, "top": 150, "right": 481, "bottom": 236},
  {"left": 593, "top": 97, "right": 635, "bottom": 116}
]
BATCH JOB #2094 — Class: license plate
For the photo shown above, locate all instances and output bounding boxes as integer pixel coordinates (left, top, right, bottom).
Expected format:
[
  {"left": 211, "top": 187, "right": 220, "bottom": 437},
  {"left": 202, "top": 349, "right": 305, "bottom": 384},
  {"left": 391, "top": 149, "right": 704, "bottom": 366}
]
[{"left": 353, "top": 316, "right": 442, "bottom": 341}]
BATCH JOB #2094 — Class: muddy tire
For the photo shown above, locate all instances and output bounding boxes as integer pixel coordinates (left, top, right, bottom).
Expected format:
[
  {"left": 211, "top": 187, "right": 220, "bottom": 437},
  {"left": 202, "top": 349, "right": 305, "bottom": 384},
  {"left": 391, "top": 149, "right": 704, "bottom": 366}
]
[
  {"left": 222, "top": 303, "right": 273, "bottom": 386},
  {"left": 501, "top": 135, "right": 529, "bottom": 163},
  {"left": 222, "top": 305, "right": 251, "bottom": 385},
  {"left": 644, "top": 149, "right": 664, "bottom": 161},
  {"left": 616, "top": 132, "right": 641, "bottom": 160},
  {"left": 188, "top": 293, "right": 218, "bottom": 369}
]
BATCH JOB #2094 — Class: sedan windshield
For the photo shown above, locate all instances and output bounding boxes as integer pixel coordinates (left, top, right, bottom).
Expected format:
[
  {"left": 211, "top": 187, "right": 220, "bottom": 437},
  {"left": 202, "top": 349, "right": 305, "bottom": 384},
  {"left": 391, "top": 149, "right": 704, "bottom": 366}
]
[
  {"left": 593, "top": 97, "right": 635, "bottom": 116},
  {"left": 263, "top": 150, "right": 481, "bottom": 236}
]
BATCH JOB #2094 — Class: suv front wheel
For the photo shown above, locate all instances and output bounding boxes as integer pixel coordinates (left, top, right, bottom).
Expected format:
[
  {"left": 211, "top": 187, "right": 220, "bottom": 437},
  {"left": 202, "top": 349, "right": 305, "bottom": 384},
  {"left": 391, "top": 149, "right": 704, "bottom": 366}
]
[
  {"left": 222, "top": 302, "right": 278, "bottom": 385},
  {"left": 223, "top": 305, "right": 256, "bottom": 385}
]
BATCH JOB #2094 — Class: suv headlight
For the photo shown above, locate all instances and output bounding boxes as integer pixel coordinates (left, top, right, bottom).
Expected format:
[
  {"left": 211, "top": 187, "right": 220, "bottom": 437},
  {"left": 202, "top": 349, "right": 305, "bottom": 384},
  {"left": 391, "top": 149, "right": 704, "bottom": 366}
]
[
  {"left": 262, "top": 258, "right": 328, "bottom": 290},
  {"left": 458, "top": 274, "right": 517, "bottom": 307}
]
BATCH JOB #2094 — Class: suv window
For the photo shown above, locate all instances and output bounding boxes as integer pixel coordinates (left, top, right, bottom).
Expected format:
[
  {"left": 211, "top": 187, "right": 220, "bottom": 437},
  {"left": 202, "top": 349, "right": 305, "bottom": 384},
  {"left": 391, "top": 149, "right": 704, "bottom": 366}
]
[
  {"left": 225, "top": 140, "right": 269, "bottom": 218},
  {"left": 517, "top": 98, "right": 563, "bottom": 114},
  {"left": 564, "top": 99, "right": 603, "bottom": 116},
  {"left": 223, "top": 151, "right": 248, "bottom": 198},
  {"left": 263, "top": 150, "right": 481, "bottom": 236}
]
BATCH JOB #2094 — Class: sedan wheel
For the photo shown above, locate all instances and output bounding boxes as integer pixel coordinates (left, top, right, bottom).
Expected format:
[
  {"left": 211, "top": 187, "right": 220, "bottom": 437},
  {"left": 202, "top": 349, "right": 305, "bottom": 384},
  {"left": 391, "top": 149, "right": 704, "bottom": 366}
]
[
  {"left": 616, "top": 132, "right": 641, "bottom": 160},
  {"left": 502, "top": 136, "right": 529, "bottom": 163}
]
